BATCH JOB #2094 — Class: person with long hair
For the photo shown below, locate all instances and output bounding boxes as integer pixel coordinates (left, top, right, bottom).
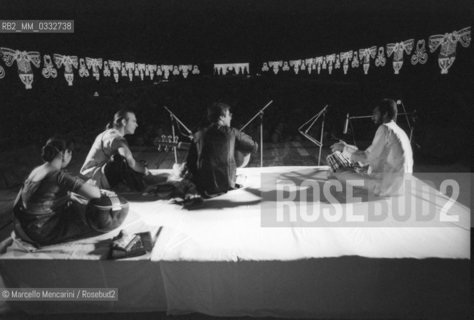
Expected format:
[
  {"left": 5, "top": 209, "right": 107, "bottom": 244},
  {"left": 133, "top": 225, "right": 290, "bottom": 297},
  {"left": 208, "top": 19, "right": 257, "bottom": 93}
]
[
  {"left": 13, "top": 137, "right": 104, "bottom": 246},
  {"left": 80, "top": 109, "right": 150, "bottom": 191}
]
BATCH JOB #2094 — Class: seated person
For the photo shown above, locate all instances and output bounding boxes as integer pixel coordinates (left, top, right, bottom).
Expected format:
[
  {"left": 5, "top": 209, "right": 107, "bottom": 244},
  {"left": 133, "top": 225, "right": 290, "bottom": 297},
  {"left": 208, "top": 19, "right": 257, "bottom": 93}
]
[
  {"left": 330, "top": 98, "right": 413, "bottom": 197},
  {"left": 186, "top": 102, "right": 258, "bottom": 197},
  {"left": 13, "top": 137, "right": 107, "bottom": 246},
  {"left": 80, "top": 109, "right": 150, "bottom": 192}
]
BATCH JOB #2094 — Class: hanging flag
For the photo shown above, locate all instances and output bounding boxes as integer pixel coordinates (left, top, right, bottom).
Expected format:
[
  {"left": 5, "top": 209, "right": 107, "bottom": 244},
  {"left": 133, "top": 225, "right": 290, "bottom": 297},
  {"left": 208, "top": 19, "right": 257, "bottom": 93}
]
[
  {"left": 78, "top": 58, "right": 90, "bottom": 77},
  {"left": 172, "top": 65, "right": 180, "bottom": 76},
  {"left": 124, "top": 62, "right": 135, "bottom": 81},
  {"left": 375, "top": 47, "right": 386, "bottom": 67},
  {"left": 41, "top": 55, "right": 57, "bottom": 79},
  {"left": 334, "top": 54, "right": 341, "bottom": 70},
  {"left": 351, "top": 51, "right": 360, "bottom": 69},
  {"left": 281, "top": 61, "right": 290, "bottom": 72},
  {"left": 429, "top": 26, "right": 471, "bottom": 74},
  {"left": 314, "top": 57, "right": 323, "bottom": 74},
  {"left": 386, "top": 39, "right": 414, "bottom": 74},
  {"left": 103, "top": 61, "right": 111, "bottom": 77},
  {"left": 340, "top": 51, "right": 353, "bottom": 74},
  {"left": 108, "top": 60, "right": 121, "bottom": 82},
  {"left": 136, "top": 63, "right": 146, "bottom": 80},
  {"left": 261, "top": 62, "right": 270, "bottom": 73},
  {"left": 86, "top": 58, "right": 103, "bottom": 80},
  {"left": 289, "top": 60, "right": 303, "bottom": 74},
  {"left": 54, "top": 54, "right": 78, "bottom": 86},
  {"left": 161, "top": 65, "right": 173, "bottom": 79},
  {"left": 0, "top": 48, "right": 41, "bottom": 89},
  {"left": 410, "top": 39, "right": 428, "bottom": 65},
  {"left": 192, "top": 65, "right": 200, "bottom": 75},
  {"left": 304, "top": 58, "right": 315, "bottom": 74},
  {"left": 146, "top": 64, "right": 157, "bottom": 80},
  {"left": 214, "top": 63, "right": 250, "bottom": 75},
  {"left": 326, "top": 54, "right": 336, "bottom": 74},
  {"left": 179, "top": 65, "right": 193, "bottom": 78},
  {"left": 359, "top": 46, "right": 377, "bottom": 74}
]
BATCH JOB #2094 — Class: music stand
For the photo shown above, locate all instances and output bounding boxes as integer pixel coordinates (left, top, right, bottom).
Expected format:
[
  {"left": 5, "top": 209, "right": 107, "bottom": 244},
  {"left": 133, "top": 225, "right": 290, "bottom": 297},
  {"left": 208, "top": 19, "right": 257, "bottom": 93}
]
[
  {"left": 297, "top": 105, "right": 329, "bottom": 165},
  {"left": 164, "top": 106, "right": 193, "bottom": 164},
  {"left": 240, "top": 100, "right": 273, "bottom": 167}
]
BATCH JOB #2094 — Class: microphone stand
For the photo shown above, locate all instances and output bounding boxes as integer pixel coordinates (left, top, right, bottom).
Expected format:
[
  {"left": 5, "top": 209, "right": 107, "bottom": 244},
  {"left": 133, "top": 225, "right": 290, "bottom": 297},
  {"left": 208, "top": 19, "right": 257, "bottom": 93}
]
[
  {"left": 298, "top": 105, "right": 329, "bottom": 166},
  {"left": 240, "top": 100, "right": 273, "bottom": 167},
  {"left": 164, "top": 106, "right": 193, "bottom": 164}
]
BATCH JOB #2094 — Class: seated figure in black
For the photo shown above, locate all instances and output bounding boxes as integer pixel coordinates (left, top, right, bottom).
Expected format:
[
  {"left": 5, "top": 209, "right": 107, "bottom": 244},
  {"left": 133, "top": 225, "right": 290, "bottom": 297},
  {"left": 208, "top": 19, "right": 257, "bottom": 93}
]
[{"left": 186, "top": 102, "right": 258, "bottom": 198}]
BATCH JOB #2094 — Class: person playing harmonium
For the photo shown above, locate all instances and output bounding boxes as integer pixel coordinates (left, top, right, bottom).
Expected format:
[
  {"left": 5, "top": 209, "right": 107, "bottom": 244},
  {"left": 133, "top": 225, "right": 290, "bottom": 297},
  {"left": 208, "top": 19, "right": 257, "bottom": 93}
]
[{"left": 329, "top": 98, "right": 413, "bottom": 197}]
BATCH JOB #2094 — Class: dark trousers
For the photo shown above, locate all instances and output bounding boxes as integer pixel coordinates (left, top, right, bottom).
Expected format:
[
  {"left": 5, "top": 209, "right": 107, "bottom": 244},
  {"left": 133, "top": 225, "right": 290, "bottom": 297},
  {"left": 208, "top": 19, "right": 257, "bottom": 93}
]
[{"left": 103, "top": 154, "right": 145, "bottom": 192}]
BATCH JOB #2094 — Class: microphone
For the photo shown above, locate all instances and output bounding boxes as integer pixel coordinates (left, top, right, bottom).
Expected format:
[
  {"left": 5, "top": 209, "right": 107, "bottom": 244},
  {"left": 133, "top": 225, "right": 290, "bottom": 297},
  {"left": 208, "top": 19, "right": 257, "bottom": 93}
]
[
  {"left": 396, "top": 99, "right": 402, "bottom": 105},
  {"left": 343, "top": 113, "right": 350, "bottom": 134}
]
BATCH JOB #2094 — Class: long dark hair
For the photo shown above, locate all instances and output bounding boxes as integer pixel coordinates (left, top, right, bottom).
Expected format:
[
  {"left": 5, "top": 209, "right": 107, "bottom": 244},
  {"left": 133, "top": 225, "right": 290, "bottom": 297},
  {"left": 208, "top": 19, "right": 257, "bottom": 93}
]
[
  {"left": 41, "top": 136, "right": 75, "bottom": 162},
  {"left": 106, "top": 109, "right": 134, "bottom": 130}
]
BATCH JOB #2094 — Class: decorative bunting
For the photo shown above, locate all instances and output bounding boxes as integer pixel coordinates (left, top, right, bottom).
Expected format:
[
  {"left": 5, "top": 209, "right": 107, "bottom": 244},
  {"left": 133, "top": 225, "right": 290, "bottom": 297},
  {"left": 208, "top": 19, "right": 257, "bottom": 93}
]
[
  {"left": 322, "top": 57, "right": 327, "bottom": 70},
  {"left": 261, "top": 62, "right": 269, "bottom": 72},
  {"left": 334, "top": 54, "right": 341, "bottom": 70},
  {"left": 162, "top": 65, "right": 173, "bottom": 79},
  {"left": 136, "top": 63, "right": 146, "bottom": 80},
  {"left": 267, "top": 61, "right": 283, "bottom": 74},
  {"left": 289, "top": 60, "right": 303, "bottom": 74},
  {"left": 214, "top": 63, "right": 249, "bottom": 76},
  {"left": 375, "top": 47, "right": 386, "bottom": 67},
  {"left": 54, "top": 54, "right": 78, "bottom": 86},
  {"left": 351, "top": 51, "right": 359, "bottom": 68},
  {"left": 124, "top": 62, "right": 135, "bottom": 81},
  {"left": 41, "top": 54, "right": 57, "bottom": 78},
  {"left": 411, "top": 39, "right": 428, "bottom": 65},
  {"left": 103, "top": 61, "right": 111, "bottom": 77},
  {"left": 359, "top": 46, "right": 377, "bottom": 74},
  {"left": 304, "top": 58, "right": 315, "bottom": 74},
  {"left": 192, "top": 65, "right": 200, "bottom": 75},
  {"left": 86, "top": 58, "right": 103, "bottom": 80},
  {"left": 315, "top": 57, "right": 323, "bottom": 74},
  {"left": 108, "top": 60, "right": 121, "bottom": 82},
  {"left": 386, "top": 39, "right": 414, "bottom": 74},
  {"left": 429, "top": 26, "right": 470, "bottom": 74},
  {"left": 146, "top": 64, "right": 157, "bottom": 80},
  {"left": 120, "top": 62, "right": 127, "bottom": 78},
  {"left": 172, "top": 65, "right": 180, "bottom": 76},
  {"left": 0, "top": 48, "right": 40, "bottom": 89},
  {"left": 282, "top": 61, "right": 290, "bottom": 72},
  {"left": 78, "top": 58, "right": 90, "bottom": 78},
  {"left": 179, "top": 65, "right": 192, "bottom": 78},
  {"left": 325, "top": 54, "right": 336, "bottom": 74},
  {"left": 340, "top": 51, "right": 353, "bottom": 74}
]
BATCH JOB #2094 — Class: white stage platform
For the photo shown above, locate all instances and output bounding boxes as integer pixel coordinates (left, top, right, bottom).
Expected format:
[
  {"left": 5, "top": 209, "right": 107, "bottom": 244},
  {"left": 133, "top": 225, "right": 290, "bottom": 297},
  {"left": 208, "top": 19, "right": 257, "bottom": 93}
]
[{"left": 0, "top": 166, "right": 470, "bottom": 318}]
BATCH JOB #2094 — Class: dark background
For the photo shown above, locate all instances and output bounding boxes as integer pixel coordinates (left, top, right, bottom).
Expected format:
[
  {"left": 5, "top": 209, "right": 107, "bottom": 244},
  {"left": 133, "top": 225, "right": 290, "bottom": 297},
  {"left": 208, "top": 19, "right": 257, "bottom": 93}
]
[{"left": 0, "top": 0, "right": 472, "bottom": 164}]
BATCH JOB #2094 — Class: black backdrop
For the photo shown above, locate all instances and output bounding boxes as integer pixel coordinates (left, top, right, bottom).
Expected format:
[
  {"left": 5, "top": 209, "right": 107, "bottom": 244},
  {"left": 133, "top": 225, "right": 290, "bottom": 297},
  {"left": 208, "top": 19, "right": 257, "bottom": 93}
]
[{"left": 0, "top": 0, "right": 472, "bottom": 164}]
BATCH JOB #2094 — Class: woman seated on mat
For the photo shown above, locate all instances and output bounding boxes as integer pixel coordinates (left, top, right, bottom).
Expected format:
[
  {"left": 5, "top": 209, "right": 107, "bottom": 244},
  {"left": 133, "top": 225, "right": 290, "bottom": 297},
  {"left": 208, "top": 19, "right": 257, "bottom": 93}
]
[{"left": 13, "top": 136, "right": 114, "bottom": 246}]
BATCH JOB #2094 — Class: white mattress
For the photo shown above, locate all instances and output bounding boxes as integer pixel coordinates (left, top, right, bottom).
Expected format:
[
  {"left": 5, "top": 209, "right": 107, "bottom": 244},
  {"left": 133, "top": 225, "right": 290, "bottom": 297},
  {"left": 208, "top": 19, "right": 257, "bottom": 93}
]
[{"left": 0, "top": 166, "right": 470, "bottom": 317}]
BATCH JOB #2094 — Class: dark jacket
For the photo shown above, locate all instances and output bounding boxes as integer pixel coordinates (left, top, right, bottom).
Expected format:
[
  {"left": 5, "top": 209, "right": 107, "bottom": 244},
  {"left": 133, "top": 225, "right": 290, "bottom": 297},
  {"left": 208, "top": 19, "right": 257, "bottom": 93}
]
[{"left": 186, "top": 124, "right": 258, "bottom": 196}]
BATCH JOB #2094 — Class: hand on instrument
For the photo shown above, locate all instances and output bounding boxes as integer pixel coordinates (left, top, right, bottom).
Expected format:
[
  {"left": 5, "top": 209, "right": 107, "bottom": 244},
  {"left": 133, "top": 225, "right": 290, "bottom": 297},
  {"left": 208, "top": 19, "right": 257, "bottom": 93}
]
[
  {"left": 100, "top": 189, "right": 117, "bottom": 197},
  {"left": 330, "top": 140, "right": 347, "bottom": 153}
]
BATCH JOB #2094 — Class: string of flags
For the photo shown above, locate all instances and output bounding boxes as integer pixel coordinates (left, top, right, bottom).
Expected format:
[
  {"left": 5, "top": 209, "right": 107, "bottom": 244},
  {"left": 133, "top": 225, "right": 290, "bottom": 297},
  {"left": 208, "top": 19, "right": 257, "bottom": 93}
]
[
  {"left": 0, "top": 26, "right": 470, "bottom": 89},
  {"left": 259, "top": 26, "right": 470, "bottom": 76}
]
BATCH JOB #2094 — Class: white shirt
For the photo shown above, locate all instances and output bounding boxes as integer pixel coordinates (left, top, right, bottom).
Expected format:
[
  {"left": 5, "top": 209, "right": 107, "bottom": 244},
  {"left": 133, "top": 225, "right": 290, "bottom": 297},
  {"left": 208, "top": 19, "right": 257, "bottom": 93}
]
[{"left": 344, "top": 121, "right": 413, "bottom": 196}]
